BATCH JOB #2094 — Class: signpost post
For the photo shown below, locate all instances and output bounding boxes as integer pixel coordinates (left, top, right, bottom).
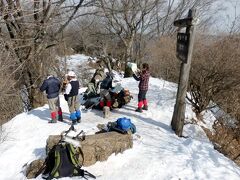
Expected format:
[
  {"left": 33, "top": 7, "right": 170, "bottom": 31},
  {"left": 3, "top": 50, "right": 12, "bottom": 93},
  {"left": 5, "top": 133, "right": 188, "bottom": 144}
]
[{"left": 171, "top": 9, "right": 197, "bottom": 137}]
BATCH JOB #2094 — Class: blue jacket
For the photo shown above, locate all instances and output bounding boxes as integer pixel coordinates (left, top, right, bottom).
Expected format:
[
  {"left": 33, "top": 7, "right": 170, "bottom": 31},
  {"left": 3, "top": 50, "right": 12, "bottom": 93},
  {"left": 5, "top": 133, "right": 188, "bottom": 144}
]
[{"left": 40, "top": 76, "right": 60, "bottom": 99}]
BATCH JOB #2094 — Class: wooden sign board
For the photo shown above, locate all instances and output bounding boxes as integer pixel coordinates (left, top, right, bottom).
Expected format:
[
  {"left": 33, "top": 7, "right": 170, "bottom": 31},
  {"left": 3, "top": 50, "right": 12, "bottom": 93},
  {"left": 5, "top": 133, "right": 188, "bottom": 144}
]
[
  {"left": 174, "top": 18, "right": 193, "bottom": 28},
  {"left": 176, "top": 33, "right": 190, "bottom": 63}
]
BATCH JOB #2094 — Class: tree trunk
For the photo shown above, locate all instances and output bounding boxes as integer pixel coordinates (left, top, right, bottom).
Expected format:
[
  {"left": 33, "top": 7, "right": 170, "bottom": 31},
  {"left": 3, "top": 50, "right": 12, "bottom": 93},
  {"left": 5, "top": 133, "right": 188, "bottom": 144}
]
[
  {"left": 124, "top": 39, "right": 134, "bottom": 77},
  {"left": 28, "top": 87, "right": 45, "bottom": 109}
]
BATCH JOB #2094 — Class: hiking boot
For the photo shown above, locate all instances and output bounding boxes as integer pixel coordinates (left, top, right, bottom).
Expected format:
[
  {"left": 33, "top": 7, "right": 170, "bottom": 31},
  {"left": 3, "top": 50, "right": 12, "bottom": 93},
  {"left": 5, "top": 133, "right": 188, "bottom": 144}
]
[
  {"left": 58, "top": 115, "right": 63, "bottom": 122},
  {"left": 48, "top": 120, "right": 57, "bottom": 123},
  {"left": 72, "top": 120, "right": 77, "bottom": 125},
  {"left": 142, "top": 105, "right": 148, "bottom": 110},
  {"left": 77, "top": 117, "right": 81, "bottom": 123},
  {"left": 135, "top": 107, "right": 143, "bottom": 113},
  {"left": 50, "top": 112, "right": 57, "bottom": 122}
]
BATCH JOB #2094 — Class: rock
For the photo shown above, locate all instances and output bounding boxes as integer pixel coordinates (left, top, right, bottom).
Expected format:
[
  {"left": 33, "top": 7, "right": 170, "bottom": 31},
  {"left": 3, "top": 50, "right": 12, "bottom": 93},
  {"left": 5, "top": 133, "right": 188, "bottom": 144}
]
[
  {"left": 46, "top": 131, "right": 133, "bottom": 166},
  {"left": 26, "top": 159, "right": 45, "bottom": 179}
]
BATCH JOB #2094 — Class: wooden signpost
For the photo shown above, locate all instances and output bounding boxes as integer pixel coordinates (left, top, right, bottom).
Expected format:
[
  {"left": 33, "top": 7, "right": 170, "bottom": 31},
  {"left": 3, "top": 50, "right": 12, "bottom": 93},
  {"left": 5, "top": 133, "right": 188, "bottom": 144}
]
[{"left": 171, "top": 9, "right": 197, "bottom": 137}]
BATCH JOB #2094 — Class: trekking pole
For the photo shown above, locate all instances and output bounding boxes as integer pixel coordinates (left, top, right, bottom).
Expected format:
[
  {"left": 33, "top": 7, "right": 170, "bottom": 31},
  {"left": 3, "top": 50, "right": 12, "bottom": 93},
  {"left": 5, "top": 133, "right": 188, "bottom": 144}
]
[
  {"left": 65, "top": 124, "right": 76, "bottom": 134},
  {"left": 74, "top": 130, "right": 83, "bottom": 139},
  {"left": 74, "top": 130, "right": 86, "bottom": 141},
  {"left": 60, "top": 124, "right": 76, "bottom": 140},
  {"left": 84, "top": 170, "right": 96, "bottom": 179}
]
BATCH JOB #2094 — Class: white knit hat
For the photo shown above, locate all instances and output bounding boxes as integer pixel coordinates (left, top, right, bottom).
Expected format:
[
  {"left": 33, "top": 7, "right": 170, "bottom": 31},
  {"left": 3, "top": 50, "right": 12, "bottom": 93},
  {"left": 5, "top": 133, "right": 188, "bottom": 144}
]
[{"left": 67, "top": 71, "right": 76, "bottom": 77}]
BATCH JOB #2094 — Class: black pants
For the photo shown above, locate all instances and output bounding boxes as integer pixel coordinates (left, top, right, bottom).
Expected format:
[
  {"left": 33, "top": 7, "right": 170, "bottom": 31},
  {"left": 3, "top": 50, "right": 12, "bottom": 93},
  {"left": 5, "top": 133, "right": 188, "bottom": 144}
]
[{"left": 138, "top": 90, "right": 147, "bottom": 102}]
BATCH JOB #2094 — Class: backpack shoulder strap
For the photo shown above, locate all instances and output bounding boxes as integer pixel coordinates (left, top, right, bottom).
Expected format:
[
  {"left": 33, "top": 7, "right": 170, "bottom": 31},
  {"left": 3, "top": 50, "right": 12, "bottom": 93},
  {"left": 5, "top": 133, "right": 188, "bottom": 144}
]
[
  {"left": 65, "top": 144, "right": 96, "bottom": 179},
  {"left": 49, "top": 144, "right": 62, "bottom": 179},
  {"left": 66, "top": 143, "right": 79, "bottom": 167},
  {"left": 42, "top": 145, "right": 59, "bottom": 179}
]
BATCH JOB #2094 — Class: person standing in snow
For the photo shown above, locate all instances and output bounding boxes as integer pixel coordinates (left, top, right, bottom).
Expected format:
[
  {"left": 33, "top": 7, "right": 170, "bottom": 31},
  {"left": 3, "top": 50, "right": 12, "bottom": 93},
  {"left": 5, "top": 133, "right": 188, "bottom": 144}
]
[
  {"left": 133, "top": 63, "right": 150, "bottom": 112},
  {"left": 99, "top": 72, "right": 113, "bottom": 109},
  {"left": 40, "top": 75, "right": 63, "bottom": 123},
  {"left": 64, "top": 71, "right": 81, "bottom": 124}
]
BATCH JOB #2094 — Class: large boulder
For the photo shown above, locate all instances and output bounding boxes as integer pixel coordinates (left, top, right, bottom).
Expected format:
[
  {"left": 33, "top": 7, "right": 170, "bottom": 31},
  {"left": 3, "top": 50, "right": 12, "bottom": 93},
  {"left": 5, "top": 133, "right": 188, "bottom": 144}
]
[{"left": 46, "top": 131, "right": 133, "bottom": 166}]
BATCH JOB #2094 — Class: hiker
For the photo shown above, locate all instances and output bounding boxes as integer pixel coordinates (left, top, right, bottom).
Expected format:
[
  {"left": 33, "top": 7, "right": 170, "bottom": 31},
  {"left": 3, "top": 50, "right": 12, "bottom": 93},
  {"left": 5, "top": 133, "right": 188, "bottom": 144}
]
[
  {"left": 99, "top": 72, "right": 113, "bottom": 108},
  {"left": 40, "top": 75, "right": 63, "bottom": 123},
  {"left": 133, "top": 63, "right": 150, "bottom": 112},
  {"left": 64, "top": 71, "right": 81, "bottom": 124}
]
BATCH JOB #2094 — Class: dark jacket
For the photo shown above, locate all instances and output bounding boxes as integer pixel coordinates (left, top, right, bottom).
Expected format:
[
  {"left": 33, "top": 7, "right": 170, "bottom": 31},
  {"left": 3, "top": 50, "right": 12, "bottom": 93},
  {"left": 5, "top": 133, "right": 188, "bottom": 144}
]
[
  {"left": 40, "top": 76, "right": 60, "bottom": 99},
  {"left": 68, "top": 80, "right": 80, "bottom": 97},
  {"left": 100, "top": 76, "right": 112, "bottom": 90},
  {"left": 133, "top": 70, "right": 150, "bottom": 91}
]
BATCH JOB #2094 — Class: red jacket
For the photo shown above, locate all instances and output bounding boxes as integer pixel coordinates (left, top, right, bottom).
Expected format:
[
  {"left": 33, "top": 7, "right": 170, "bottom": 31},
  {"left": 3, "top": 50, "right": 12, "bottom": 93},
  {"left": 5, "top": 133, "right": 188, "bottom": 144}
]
[{"left": 133, "top": 70, "right": 150, "bottom": 91}]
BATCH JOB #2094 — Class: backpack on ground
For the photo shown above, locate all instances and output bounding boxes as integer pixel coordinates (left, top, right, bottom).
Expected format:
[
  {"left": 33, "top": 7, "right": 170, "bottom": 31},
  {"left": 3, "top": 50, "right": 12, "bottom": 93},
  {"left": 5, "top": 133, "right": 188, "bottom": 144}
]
[
  {"left": 42, "top": 142, "right": 95, "bottom": 179},
  {"left": 97, "top": 118, "right": 136, "bottom": 134}
]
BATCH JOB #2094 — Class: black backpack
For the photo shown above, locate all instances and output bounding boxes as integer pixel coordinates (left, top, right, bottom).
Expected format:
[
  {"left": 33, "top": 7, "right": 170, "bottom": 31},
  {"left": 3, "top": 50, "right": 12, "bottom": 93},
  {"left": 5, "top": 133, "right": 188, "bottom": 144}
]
[{"left": 42, "top": 142, "right": 95, "bottom": 179}]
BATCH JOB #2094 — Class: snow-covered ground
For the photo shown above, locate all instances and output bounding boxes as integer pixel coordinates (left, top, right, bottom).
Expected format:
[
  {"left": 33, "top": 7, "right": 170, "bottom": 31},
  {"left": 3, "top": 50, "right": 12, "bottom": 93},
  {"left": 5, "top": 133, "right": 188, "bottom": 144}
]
[
  {"left": 66, "top": 54, "right": 91, "bottom": 71},
  {"left": 0, "top": 55, "right": 240, "bottom": 180},
  {"left": 64, "top": 54, "right": 94, "bottom": 85}
]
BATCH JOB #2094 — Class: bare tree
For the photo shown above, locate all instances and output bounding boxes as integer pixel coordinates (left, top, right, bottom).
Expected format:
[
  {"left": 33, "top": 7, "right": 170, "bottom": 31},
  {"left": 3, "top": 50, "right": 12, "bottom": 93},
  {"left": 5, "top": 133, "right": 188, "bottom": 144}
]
[
  {"left": 0, "top": 38, "right": 22, "bottom": 125},
  {"left": 150, "top": 0, "right": 222, "bottom": 37},
  {"left": 0, "top": 0, "right": 93, "bottom": 109},
  {"left": 95, "top": 0, "right": 159, "bottom": 76},
  {"left": 226, "top": 0, "right": 240, "bottom": 35},
  {"left": 186, "top": 35, "right": 240, "bottom": 117}
]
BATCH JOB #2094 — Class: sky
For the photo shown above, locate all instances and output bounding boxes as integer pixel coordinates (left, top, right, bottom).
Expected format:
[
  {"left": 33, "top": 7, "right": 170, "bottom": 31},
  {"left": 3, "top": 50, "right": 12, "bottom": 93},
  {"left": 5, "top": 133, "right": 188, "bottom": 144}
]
[{"left": 212, "top": 0, "right": 240, "bottom": 33}]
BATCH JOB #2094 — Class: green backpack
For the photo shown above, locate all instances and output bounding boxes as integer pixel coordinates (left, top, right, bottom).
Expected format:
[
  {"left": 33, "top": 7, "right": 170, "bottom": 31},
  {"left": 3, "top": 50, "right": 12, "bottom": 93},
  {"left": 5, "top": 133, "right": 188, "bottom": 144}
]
[{"left": 42, "top": 143, "right": 95, "bottom": 179}]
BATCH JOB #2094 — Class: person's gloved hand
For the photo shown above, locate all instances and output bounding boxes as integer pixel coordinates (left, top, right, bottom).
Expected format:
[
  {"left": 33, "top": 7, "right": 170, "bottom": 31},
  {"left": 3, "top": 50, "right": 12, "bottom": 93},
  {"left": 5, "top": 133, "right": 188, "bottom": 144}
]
[{"left": 64, "top": 94, "right": 69, "bottom": 101}]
